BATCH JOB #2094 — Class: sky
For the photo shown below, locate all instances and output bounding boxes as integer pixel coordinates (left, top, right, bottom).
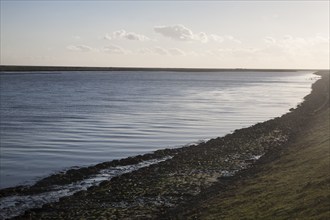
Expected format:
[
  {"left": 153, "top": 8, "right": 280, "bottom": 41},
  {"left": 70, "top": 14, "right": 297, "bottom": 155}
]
[{"left": 0, "top": 1, "right": 329, "bottom": 69}]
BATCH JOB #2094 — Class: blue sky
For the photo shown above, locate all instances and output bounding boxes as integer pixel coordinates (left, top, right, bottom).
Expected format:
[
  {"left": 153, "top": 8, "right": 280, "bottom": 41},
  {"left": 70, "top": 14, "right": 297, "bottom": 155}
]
[{"left": 1, "top": 1, "right": 329, "bottom": 68}]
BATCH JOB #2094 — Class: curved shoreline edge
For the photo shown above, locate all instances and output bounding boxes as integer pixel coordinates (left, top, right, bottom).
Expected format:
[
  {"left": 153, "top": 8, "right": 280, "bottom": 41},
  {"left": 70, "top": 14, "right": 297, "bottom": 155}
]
[
  {"left": 164, "top": 71, "right": 330, "bottom": 219},
  {"left": 1, "top": 70, "right": 329, "bottom": 219}
]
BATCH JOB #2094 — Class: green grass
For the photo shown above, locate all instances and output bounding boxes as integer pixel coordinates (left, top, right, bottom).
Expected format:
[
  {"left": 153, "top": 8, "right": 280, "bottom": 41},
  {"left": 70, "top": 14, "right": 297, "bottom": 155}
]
[{"left": 193, "top": 108, "right": 330, "bottom": 220}]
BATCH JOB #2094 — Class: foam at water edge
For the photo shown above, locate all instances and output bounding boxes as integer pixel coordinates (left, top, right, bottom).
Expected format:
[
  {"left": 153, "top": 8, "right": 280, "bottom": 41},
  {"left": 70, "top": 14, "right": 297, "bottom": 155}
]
[{"left": 0, "top": 156, "right": 172, "bottom": 220}]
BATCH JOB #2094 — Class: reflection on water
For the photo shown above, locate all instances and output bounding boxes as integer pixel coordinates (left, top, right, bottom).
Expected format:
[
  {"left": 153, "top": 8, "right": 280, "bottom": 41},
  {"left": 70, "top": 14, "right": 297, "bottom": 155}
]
[{"left": 0, "top": 71, "right": 317, "bottom": 188}]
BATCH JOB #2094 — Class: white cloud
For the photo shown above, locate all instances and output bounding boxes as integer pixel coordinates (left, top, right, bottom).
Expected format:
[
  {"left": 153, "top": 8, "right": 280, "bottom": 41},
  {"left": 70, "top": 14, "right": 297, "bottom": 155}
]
[
  {"left": 264, "top": 37, "right": 276, "bottom": 44},
  {"left": 168, "top": 48, "right": 186, "bottom": 56},
  {"left": 198, "top": 32, "right": 208, "bottom": 43},
  {"left": 113, "top": 30, "right": 125, "bottom": 38},
  {"left": 154, "top": 24, "right": 195, "bottom": 41},
  {"left": 137, "top": 47, "right": 186, "bottom": 56},
  {"left": 102, "top": 45, "right": 127, "bottom": 54},
  {"left": 206, "top": 47, "right": 263, "bottom": 59},
  {"left": 137, "top": 48, "right": 153, "bottom": 54},
  {"left": 153, "top": 24, "right": 241, "bottom": 44},
  {"left": 67, "top": 45, "right": 93, "bottom": 52},
  {"left": 186, "top": 51, "right": 200, "bottom": 57},
  {"left": 282, "top": 35, "right": 293, "bottom": 41},
  {"left": 262, "top": 35, "right": 329, "bottom": 56},
  {"left": 104, "top": 34, "right": 112, "bottom": 40},
  {"left": 153, "top": 47, "right": 168, "bottom": 55},
  {"left": 313, "top": 34, "right": 329, "bottom": 44},
  {"left": 206, "top": 34, "right": 329, "bottom": 60},
  {"left": 205, "top": 34, "right": 329, "bottom": 67},
  {"left": 209, "top": 34, "right": 224, "bottom": 43},
  {"left": 126, "top": 32, "right": 147, "bottom": 41},
  {"left": 105, "top": 29, "right": 149, "bottom": 41},
  {"left": 224, "top": 35, "right": 242, "bottom": 44},
  {"left": 208, "top": 34, "right": 242, "bottom": 44}
]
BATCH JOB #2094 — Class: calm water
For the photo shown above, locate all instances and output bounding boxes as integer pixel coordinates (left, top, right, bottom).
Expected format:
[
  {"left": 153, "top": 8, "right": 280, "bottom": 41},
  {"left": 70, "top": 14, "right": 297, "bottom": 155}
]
[{"left": 0, "top": 71, "right": 317, "bottom": 188}]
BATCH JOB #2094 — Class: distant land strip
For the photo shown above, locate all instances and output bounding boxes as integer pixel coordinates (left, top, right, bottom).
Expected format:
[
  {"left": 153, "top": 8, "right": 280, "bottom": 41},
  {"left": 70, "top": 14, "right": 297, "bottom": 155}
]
[{"left": 0, "top": 65, "right": 324, "bottom": 73}]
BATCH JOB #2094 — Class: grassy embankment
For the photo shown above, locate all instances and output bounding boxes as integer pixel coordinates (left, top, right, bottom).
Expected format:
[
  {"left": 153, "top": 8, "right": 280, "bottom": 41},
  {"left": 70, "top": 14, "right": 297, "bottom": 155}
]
[{"left": 173, "top": 71, "right": 330, "bottom": 219}]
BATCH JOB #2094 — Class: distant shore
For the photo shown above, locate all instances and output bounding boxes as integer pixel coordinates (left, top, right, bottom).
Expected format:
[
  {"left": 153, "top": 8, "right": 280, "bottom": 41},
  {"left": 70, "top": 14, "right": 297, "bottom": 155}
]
[
  {"left": 0, "top": 70, "right": 329, "bottom": 219},
  {"left": 0, "top": 65, "right": 322, "bottom": 73}
]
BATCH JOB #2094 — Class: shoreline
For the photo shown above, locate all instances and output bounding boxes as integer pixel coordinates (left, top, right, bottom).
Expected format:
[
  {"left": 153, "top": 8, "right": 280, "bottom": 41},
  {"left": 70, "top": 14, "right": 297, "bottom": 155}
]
[
  {"left": 0, "top": 70, "right": 329, "bottom": 219},
  {"left": 0, "top": 70, "right": 316, "bottom": 191},
  {"left": 165, "top": 71, "right": 329, "bottom": 219},
  {"left": 0, "top": 65, "right": 323, "bottom": 73}
]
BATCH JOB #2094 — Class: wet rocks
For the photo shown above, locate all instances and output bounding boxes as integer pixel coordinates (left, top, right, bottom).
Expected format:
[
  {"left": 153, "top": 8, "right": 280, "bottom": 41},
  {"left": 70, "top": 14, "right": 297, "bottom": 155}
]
[{"left": 9, "top": 125, "right": 291, "bottom": 219}]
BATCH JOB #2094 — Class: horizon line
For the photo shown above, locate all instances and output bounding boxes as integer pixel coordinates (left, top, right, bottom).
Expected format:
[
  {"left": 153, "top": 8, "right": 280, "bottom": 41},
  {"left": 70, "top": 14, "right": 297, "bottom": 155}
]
[{"left": 0, "top": 65, "right": 327, "bottom": 72}]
